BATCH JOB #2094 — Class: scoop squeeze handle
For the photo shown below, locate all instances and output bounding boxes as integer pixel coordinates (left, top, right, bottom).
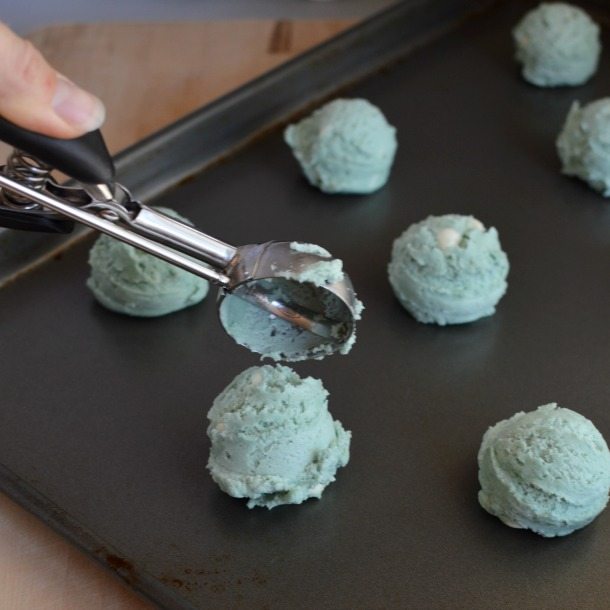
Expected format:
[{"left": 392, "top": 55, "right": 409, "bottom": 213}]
[{"left": 0, "top": 116, "right": 115, "bottom": 185}]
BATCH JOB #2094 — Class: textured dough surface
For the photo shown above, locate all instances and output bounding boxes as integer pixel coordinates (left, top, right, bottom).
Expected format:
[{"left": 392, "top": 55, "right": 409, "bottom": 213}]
[
  {"left": 478, "top": 403, "right": 610, "bottom": 537},
  {"left": 513, "top": 2, "right": 600, "bottom": 87},
  {"left": 284, "top": 98, "right": 397, "bottom": 194},
  {"left": 557, "top": 98, "right": 610, "bottom": 196},
  {"left": 388, "top": 214, "right": 509, "bottom": 325},
  {"left": 87, "top": 207, "right": 209, "bottom": 317},
  {"left": 207, "top": 365, "right": 351, "bottom": 509}
]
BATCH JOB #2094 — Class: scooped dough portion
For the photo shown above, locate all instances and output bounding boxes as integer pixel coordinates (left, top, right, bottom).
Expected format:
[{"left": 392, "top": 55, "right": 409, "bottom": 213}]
[
  {"left": 207, "top": 364, "right": 351, "bottom": 509},
  {"left": 388, "top": 214, "right": 509, "bottom": 325},
  {"left": 478, "top": 403, "right": 610, "bottom": 537},
  {"left": 219, "top": 242, "right": 364, "bottom": 361},
  {"left": 87, "top": 207, "right": 209, "bottom": 317},
  {"left": 557, "top": 98, "right": 610, "bottom": 196},
  {"left": 284, "top": 98, "right": 397, "bottom": 194},
  {"left": 513, "top": 3, "right": 601, "bottom": 87}
]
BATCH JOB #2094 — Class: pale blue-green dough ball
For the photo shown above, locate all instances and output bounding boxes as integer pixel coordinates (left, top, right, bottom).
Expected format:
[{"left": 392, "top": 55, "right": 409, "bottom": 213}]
[
  {"left": 207, "top": 364, "right": 351, "bottom": 509},
  {"left": 557, "top": 98, "right": 610, "bottom": 196},
  {"left": 87, "top": 207, "right": 209, "bottom": 317},
  {"left": 513, "top": 3, "right": 601, "bottom": 87},
  {"left": 284, "top": 98, "right": 397, "bottom": 194},
  {"left": 478, "top": 404, "right": 610, "bottom": 537},
  {"left": 388, "top": 215, "right": 509, "bottom": 325}
]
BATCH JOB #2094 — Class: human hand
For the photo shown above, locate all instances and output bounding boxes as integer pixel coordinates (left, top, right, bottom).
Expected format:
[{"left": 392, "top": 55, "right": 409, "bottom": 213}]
[{"left": 0, "top": 21, "right": 105, "bottom": 138}]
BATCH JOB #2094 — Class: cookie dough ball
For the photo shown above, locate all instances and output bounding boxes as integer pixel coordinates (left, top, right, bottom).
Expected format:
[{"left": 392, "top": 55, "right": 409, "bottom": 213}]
[
  {"left": 207, "top": 365, "right": 351, "bottom": 509},
  {"left": 557, "top": 98, "right": 610, "bottom": 196},
  {"left": 388, "top": 215, "right": 509, "bottom": 325},
  {"left": 513, "top": 3, "right": 601, "bottom": 87},
  {"left": 87, "top": 207, "right": 209, "bottom": 317},
  {"left": 478, "top": 403, "right": 610, "bottom": 537},
  {"left": 284, "top": 98, "right": 397, "bottom": 194}
]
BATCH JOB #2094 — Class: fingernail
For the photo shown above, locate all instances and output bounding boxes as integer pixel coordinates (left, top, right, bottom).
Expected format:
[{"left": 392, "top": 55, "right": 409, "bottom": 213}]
[{"left": 52, "top": 75, "right": 106, "bottom": 132}]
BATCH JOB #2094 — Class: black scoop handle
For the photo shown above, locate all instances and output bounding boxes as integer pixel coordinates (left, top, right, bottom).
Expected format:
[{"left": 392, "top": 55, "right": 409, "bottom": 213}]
[{"left": 0, "top": 116, "right": 115, "bottom": 184}]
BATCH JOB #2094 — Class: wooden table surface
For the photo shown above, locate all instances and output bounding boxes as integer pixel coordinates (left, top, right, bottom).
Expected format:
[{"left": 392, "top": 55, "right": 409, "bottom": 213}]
[{"left": 1, "top": 19, "right": 352, "bottom": 609}]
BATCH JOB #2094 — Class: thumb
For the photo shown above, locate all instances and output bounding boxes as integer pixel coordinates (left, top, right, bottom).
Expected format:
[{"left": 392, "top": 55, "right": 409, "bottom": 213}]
[{"left": 0, "top": 22, "right": 105, "bottom": 139}]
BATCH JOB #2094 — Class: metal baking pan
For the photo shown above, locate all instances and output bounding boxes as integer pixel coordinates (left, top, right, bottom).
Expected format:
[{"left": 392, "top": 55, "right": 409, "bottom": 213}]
[{"left": 2, "top": 0, "right": 610, "bottom": 607}]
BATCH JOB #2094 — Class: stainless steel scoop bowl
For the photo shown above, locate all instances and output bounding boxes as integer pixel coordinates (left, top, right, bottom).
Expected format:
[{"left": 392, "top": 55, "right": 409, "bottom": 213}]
[{"left": 218, "top": 241, "right": 360, "bottom": 360}]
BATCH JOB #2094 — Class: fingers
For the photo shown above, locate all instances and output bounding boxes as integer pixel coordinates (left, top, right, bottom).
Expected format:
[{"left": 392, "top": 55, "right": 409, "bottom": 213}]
[{"left": 0, "top": 22, "right": 105, "bottom": 138}]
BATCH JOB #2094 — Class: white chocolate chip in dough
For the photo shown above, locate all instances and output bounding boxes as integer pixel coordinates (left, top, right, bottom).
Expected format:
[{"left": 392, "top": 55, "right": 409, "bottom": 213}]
[
  {"left": 249, "top": 370, "right": 264, "bottom": 386},
  {"left": 469, "top": 218, "right": 485, "bottom": 231},
  {"left": 437, "top": 228, "right": 461, "bottom": 249}
]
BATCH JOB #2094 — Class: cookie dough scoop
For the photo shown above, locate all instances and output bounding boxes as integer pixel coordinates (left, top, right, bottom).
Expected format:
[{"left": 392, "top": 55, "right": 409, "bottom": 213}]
[{"left": 0, "top": 117, "right": 361, "bottom": 361}]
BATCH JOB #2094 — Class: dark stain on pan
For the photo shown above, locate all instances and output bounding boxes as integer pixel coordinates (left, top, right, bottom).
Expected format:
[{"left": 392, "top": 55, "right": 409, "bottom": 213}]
[
  {"left": 160, "top": 576, "right": 187, "bottom": 590},
  {"left": 160, "top": 573, "right": 199, "bottom": 594},
  {"left": 157, "top": 559, "right": 269, "bottom": 598},
  {"left": 94, "top": 548, "right": 139, "bottom": 585}
]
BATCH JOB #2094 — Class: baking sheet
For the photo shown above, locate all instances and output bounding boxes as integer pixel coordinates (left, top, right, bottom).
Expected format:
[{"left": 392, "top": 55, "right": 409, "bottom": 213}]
[{"left": 2, "top": 0, "right": 610, "bottom": 608}]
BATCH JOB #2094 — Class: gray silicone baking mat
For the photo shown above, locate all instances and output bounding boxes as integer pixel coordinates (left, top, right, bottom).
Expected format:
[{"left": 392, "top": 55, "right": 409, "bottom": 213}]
[{"left": 2, "top": 0, "right": 610, "bottom": 608}]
